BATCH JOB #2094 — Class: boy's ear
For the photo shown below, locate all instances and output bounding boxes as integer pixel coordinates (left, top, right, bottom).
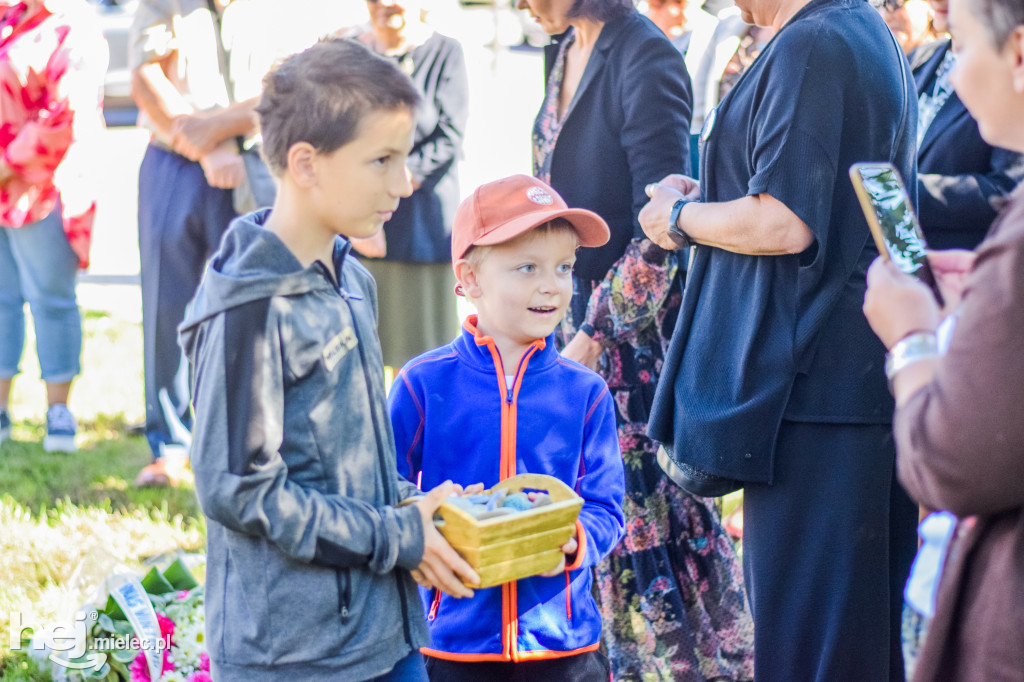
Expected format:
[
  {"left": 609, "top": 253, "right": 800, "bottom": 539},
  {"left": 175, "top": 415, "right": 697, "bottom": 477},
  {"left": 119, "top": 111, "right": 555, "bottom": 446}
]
[
  {"left": 1011, "top": 26, "right": 1024, "bottom": 93},
  {"left": 285, "top": 142, "right": 318, "bottom": 189},
  {"left": 454, "top": 259, "right": 482, "bottom": 298}
]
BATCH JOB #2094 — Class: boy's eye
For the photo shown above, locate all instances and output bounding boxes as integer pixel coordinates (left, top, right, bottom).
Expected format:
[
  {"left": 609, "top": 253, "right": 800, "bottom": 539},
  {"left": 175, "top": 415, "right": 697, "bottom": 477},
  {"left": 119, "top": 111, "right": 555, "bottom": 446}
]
[
  {"left": 372, "top": 156, "right": 390, "bottom": 167},
  {"left": 517, "top": 264, "right": 536, "bottom": 274},
  {"left": 557, "top": 263, "right": 573, "bottom": 275}
]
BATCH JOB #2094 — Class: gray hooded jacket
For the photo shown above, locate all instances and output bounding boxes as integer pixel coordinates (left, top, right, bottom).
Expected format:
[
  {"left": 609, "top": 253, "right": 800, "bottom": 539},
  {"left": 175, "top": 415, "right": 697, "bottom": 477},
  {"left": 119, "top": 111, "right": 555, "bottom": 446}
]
[{"left": 179, "top": 211, "right": 429, "bottom": 681}]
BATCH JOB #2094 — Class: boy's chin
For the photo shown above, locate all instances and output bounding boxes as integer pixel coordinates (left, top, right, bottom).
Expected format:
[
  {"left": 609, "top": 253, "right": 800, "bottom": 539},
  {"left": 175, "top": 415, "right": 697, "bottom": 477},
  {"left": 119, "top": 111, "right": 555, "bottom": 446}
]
[{"left": 532, "top": 319, "right": 563, "bottom": 340}]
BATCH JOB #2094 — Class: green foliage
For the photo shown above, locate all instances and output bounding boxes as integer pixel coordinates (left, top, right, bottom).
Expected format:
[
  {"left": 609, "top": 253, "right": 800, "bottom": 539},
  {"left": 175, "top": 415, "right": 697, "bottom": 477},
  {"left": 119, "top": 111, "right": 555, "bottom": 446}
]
[
  {"left": 0, "top": 426, "right": 199, "bottom": 519},
  {"left": 0, "top": 653, "right": 51, "bottom": 682},
  {"left": 0, "top": 310, "right": 206, "bottom": 679}
]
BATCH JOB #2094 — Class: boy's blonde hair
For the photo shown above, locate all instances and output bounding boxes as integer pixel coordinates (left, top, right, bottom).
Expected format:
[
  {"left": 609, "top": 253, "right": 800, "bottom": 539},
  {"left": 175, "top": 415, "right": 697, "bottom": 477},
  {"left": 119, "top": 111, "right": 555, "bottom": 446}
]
[{"left": 462, "top": 218, "right": 579, "bottom": 273}]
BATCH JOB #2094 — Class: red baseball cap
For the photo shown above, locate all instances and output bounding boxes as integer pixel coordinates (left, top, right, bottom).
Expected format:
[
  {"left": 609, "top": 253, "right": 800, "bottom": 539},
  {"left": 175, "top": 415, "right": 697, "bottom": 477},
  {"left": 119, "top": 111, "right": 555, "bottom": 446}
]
[{"left": 451, "top": 175, "right": 610, "bottom": 269}]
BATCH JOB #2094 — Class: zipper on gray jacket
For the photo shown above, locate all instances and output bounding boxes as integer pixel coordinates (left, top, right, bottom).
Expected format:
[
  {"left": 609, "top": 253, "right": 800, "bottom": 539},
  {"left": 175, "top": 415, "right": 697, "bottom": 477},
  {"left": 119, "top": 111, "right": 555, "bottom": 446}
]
[
  {"left": 335, "top": 263, "right": 416, "bottom": 647},
  {"left": 336, "top": 569, "right": 351, "bottom": 620}
]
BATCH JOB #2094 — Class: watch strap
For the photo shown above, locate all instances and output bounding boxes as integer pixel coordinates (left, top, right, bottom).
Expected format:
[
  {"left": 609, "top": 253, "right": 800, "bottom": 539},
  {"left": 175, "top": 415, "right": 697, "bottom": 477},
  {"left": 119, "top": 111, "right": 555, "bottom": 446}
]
[{"left": 667, "top": 198, "right": 695, "bottom": 249}]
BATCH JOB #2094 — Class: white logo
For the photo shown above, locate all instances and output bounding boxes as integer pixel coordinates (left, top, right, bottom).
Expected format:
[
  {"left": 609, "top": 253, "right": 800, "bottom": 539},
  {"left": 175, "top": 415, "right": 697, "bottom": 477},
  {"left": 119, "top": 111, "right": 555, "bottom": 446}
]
[
  {"left": 526, "top": 187, "right": 554, "bottom": 205},
  {"left": 9, "top": 610, "right": 109, "bottom": 673}
]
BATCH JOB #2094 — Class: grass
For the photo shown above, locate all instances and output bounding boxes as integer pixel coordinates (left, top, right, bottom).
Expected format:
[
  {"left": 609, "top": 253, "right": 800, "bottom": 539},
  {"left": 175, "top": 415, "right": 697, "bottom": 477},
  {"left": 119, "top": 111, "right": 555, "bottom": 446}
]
[{"left": 0, "top": 310, "right": 205, "bottom": 680}]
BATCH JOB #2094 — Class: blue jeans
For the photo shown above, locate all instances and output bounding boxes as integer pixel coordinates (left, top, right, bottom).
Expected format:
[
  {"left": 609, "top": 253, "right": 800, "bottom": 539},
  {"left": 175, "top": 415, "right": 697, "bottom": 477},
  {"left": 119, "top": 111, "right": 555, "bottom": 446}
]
[
  {"left": 368, "top": 651, "right": 428, "bottom": 682},
  {"left": 0, "top": 206, "right": 81, "bottom": 383}
]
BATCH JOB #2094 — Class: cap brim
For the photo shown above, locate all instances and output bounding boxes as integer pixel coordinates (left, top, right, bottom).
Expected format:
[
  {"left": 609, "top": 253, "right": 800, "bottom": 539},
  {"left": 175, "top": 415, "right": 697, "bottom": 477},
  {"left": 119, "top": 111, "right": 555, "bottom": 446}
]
[{"left": 472, "top": 207, "right": 611, "bottom": 250}]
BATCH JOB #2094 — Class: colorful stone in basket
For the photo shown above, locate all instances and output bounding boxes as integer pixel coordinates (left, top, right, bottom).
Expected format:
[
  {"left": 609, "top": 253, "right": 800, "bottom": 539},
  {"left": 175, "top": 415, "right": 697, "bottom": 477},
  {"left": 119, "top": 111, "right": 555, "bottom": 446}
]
[{"left": 435, "top": 473, "right": 583, "bottom": 588}]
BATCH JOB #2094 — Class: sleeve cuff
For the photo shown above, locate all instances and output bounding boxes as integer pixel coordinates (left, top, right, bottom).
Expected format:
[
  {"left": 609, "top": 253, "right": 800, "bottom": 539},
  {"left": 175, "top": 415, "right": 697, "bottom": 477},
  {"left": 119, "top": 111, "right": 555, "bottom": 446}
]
[
  {"left": 565, "top": 519, "right": 587, "bottom": 571},
  {"left": 578, "top": 324, "right": 612, "bottom": 348},
  {"left": 393, "top": 503, "right": 426, "bottom": 571}
]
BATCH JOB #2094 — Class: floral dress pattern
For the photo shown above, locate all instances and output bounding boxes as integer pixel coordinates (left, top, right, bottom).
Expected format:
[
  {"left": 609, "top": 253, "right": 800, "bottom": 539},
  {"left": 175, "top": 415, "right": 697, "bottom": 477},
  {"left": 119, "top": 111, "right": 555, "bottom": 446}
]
[
  {"left": 0, "top": 0, "right": 106, "bottom": 267},
  {"left": 532, "top": 30, "right": 754, "bottom": 682}
]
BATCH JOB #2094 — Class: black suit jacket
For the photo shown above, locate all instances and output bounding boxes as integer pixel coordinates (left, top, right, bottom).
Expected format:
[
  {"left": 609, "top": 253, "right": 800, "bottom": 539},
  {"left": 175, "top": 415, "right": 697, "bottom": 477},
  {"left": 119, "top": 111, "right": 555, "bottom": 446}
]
[
  {"left": 913, "top": 38, "right": 1024, "bottom": 250},
  {"left": 542, "top": 11, "right": 692, "bottom": 281}
]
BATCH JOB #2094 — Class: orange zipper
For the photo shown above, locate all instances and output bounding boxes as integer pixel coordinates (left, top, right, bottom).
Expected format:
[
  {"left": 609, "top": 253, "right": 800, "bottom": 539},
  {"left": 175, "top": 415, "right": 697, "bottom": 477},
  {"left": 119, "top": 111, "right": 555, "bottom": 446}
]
[
  {"left": 565, "top": 569, "right": 572, "bottom": 620},
  {"left": 479, "top": 335, "right": 542, "bottom": 661}
]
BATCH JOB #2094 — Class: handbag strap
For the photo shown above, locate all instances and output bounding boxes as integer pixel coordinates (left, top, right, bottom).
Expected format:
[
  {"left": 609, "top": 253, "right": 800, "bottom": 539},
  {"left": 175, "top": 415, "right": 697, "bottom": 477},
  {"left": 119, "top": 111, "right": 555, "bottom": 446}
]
[
  {"left": 204, "top": 0, "right": 236, "bottom": 105},
  {"left": 887, "top": 27, "right": 909, "bottom": 164},
  {"left": 204, "top": 0, "right": 253, "bottom": 154}
]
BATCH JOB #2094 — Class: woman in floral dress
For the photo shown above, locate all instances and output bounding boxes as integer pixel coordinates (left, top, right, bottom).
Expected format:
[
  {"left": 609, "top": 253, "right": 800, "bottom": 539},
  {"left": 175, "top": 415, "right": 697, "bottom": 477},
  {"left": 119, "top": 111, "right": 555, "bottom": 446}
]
[{"left": 519, "top": 0, "right": 754, "bottom": 678}]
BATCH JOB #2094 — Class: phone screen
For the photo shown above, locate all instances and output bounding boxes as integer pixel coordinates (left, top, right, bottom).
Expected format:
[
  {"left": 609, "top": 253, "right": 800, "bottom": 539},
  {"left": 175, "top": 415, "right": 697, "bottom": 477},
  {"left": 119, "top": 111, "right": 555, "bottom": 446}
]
[{"left": 849, "top": 163, "right": 944, "bottom": 305}]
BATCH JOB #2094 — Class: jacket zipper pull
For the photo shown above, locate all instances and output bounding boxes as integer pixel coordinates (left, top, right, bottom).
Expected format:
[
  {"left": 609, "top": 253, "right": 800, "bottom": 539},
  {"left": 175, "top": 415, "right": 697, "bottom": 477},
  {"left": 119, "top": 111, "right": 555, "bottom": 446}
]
[{"left": 428, "top": 589, "right": 441, "bottom": 621}]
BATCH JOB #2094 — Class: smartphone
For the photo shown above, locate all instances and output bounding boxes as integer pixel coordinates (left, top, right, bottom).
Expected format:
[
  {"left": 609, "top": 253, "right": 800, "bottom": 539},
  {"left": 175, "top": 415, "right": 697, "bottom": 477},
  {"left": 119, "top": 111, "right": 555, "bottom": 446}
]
[{"left": 849, "top": 162, "right": 944, "bottom": 305}]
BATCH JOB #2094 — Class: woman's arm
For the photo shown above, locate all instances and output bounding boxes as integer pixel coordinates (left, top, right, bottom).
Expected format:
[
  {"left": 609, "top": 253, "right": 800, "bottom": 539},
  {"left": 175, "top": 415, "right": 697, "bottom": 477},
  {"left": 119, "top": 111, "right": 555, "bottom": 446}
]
[
  {"left": 867, "top": 219, "right": 1024, "bottom": 516},
  {"left": 640, "top": 178, "right": 815, "bottom": 255}
]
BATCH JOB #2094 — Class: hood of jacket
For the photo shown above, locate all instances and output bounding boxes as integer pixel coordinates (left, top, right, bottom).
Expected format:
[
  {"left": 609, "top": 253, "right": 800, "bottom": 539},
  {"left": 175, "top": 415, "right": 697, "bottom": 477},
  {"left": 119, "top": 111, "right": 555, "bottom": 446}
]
[{"left": 179, "top": 209, "right": 353, "bottom": 359}]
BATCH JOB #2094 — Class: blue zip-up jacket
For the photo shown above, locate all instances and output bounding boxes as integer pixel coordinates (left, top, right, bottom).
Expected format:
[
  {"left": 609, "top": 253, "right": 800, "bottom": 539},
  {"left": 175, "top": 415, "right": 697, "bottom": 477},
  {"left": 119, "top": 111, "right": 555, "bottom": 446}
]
[{"left": 388, "top": 316, "right": 625, "bottom": 662}]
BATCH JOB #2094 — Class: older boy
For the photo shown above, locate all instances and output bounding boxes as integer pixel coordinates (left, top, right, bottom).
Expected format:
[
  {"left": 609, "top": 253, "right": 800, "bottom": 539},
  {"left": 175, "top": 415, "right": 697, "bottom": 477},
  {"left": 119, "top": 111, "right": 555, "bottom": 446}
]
[
  {"left": 179, "top": 39, "right": 477, "bottom": 682},
  {"left": 389, "top": 175, "right": 626, "bottom": 681}
]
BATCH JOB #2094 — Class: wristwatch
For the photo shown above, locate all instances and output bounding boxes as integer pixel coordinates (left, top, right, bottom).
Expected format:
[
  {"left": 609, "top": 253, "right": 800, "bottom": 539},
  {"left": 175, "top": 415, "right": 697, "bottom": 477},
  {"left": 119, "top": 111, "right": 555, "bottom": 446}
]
[
  {"left": 884, "top": 331, "right": 939, "bottom": 393},
  {"left": 667, "top": 198, "right": 696, "bottom": 250}
]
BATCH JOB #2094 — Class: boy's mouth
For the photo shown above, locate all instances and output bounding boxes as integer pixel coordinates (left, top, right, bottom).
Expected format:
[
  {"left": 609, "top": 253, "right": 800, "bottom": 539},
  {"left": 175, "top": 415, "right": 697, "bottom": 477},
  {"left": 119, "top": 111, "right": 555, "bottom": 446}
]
[{"left": 528, "top": 306, "right": 557, "bottom": 314}]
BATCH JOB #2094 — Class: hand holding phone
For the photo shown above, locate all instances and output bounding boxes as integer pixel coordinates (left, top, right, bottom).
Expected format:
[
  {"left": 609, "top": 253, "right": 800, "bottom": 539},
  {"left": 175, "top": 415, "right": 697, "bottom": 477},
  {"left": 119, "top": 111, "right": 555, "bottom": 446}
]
[{"left": 850, "top": 162, "right": 944, "bottom": 306}]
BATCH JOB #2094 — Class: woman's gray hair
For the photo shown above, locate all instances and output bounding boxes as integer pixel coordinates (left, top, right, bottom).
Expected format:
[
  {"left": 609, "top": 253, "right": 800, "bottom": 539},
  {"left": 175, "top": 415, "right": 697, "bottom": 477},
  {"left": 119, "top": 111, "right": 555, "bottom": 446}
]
[
  {"left": 971, "top": 0, "right": 1024, "bottom": 46},
  {"left": 567, "top": 0, "right": 634, "bottom": 22}
]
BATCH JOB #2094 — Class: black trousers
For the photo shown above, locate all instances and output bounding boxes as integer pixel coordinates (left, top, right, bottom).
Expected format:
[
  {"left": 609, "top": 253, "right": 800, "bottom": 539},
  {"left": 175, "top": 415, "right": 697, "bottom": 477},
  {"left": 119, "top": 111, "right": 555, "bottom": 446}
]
[
  {"left": 743, "top": 420, "right": 918, "bottom": 682},
  {"left": 424, "top": 650, "right": 610, "bottom": 682}
]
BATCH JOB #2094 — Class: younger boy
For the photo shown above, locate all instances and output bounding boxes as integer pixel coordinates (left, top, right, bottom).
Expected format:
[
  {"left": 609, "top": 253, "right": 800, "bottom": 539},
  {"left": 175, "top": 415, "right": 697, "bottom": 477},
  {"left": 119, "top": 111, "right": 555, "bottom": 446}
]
[
  {"left": 389, "top": 175, "right": 627, "bottom": 681},
  {"left": 179, "top": 39, "right": 478, "bottom": 682}
]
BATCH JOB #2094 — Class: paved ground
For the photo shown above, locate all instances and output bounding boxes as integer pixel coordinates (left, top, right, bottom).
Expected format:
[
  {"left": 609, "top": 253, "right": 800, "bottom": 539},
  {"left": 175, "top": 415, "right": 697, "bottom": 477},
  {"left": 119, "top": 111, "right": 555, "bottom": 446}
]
[{"left": 81, "top": 17, "right": 546, "bottom": 323}]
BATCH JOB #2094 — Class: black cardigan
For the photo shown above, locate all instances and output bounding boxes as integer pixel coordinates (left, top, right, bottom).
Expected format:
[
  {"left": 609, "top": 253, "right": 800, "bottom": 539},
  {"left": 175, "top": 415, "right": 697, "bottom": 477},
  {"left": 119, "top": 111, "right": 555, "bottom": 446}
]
[{"left": 541, "top": 11, "right": 692, "bottom": 281}]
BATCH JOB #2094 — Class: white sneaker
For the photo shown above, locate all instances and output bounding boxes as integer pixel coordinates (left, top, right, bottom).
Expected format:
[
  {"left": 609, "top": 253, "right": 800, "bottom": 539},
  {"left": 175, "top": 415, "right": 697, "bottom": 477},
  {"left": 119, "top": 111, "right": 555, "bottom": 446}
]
[{"left": 43, "top": 404, "right": 77, "bottom": 452}]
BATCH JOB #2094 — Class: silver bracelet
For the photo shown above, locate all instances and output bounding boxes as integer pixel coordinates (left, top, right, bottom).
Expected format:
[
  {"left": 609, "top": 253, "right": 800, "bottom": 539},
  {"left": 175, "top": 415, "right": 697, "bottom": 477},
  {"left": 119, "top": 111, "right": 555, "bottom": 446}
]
[{"left": 885, "top": 332, "right": 939, "bottom": 393}]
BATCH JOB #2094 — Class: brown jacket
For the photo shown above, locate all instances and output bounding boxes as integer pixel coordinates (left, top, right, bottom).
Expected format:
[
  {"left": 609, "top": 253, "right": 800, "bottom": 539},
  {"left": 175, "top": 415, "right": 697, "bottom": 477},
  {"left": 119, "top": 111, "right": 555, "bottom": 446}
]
[{"left": 895, "top": 185, "right": 1024, "bottom": 681}]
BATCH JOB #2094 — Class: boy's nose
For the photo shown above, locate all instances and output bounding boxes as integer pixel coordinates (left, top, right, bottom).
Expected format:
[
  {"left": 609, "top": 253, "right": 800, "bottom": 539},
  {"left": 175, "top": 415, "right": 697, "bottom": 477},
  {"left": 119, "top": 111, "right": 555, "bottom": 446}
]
[
  {"left": 394, "top": 166, "right": 414, "bottom": 199},
  {"left": 538, "top": 271, "right": 559, "bottom": 293}
]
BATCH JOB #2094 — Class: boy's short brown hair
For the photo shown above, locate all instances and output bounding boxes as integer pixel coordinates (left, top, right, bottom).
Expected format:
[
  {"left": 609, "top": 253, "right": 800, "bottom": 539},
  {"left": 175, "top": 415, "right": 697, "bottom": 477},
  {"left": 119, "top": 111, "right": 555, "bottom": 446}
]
[{"left": 256, "top": 38, "right": 421, "bottom": 175}]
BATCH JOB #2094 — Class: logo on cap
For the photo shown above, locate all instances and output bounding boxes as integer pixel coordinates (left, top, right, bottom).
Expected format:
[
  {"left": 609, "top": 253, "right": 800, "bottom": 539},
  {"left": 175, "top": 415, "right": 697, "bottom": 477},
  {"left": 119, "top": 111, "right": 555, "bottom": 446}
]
[{"left": 526, "top": 187, "right": 554, "bottom": 205}]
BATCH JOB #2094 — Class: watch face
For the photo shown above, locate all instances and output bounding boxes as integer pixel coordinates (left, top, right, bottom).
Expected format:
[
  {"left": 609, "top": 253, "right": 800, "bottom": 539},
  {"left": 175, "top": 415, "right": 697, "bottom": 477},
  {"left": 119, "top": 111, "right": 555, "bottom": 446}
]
[{"left": 667, "top": 225, "right": 691, "bottom": 250}]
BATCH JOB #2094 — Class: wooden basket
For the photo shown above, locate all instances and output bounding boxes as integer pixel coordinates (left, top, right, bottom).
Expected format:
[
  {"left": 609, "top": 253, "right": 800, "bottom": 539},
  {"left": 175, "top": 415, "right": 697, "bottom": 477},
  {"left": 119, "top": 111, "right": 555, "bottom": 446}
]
[{"left": 436, "top": 473, "right": 583, "bottom": 589}]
